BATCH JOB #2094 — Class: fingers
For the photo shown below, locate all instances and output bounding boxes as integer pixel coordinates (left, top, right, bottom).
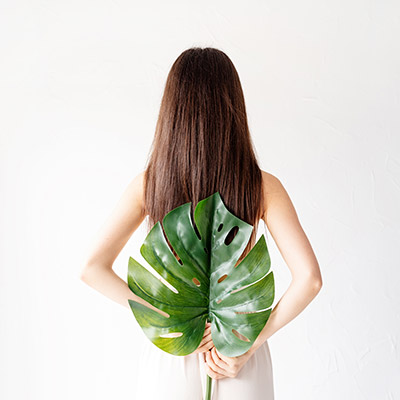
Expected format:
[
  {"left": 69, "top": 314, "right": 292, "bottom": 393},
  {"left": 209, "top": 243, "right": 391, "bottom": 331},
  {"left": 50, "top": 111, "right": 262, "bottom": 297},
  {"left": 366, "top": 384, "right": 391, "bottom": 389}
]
[
  {"left": 214, "top": 347, "right": 232, "bottom": 365},
  {"left": 194, "top": 338, "right": 213, "bottom": 354},
  {"left": 193, "top": 323, "right": 213, "bottom": 354},
  {"left": 204, "top": 364, "right": 226, "bottom": 380},
  {"left": 200, "top": 328, "right": 211, "bottom": 344},
  {"left": 204, "top": 349, "right": 231, "bottom": 379},
  {"left": 203, "top": 326, "right": 211, "bottom": 337},
  {"left": 199, "top": 334, "right": 212, "bottom": 346},
  {"left": 201, "top": 337, "right": 214, "bottom": 350},
  {"left": 210, "top": 347, "right": 230, "bottom": 369},
  {"left": 200, "top": 325, "right": 211, "bottom": 342},
  {"left": 204, "top": 339, "right": 214, "bottom": 351},
  {"left": 203, "top": 352, "right": 227, "bottom": 380},
  {"left": 200, "top": 323, "right": 231, "bottom": 380}
]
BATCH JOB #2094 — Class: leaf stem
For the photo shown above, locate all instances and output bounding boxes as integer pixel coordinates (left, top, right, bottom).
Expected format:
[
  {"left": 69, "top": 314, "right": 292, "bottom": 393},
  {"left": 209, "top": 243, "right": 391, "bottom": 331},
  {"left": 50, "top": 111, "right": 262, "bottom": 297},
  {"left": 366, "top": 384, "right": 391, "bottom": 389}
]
[
  {"left": 205, "top": 374, "right": 212, "bottom": 400},
  {"left": 204, "top": 317, "right": 212, "bottom": 400}
]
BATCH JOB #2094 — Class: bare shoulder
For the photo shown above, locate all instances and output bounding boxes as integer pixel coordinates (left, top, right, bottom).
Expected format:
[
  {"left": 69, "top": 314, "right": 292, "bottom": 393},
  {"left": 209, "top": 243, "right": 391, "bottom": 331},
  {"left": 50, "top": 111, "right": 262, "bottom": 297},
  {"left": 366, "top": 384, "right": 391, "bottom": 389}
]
[
  {"left": 130, "top": 169, "right": 146, "bottom": 189},
  {"left": 260, "top": 169, "right": 322, "bottom": 283},
  {"left": 128, "top": 170, "right": 146, "bottom": 213},
  {"left": 261, "top": 170, "right": 284, "bottom": 195},
  {"left": 260, "top": 170, "right": 294, "bottom": 221}
]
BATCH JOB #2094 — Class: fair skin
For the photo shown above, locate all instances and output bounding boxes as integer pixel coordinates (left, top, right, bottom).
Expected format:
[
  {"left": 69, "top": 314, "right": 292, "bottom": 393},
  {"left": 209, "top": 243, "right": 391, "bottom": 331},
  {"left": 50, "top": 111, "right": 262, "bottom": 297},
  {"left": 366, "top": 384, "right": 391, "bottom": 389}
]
[{"left": 80, "top": 170, "right": 322, "bottom": 379}]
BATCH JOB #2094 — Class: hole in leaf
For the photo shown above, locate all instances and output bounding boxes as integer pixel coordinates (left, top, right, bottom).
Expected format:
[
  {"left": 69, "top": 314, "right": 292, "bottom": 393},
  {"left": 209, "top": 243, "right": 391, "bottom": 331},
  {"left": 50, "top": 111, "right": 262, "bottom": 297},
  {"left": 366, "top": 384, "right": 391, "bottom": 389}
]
[
  {"left": 216, "top": 298, "right": 222, "bottom": 304},
  {"left": 235, "top": 310, "right": 260, "bottom": 314},
  {"left": 232, "top": 329, "right": 250, "bottom": 342},
  {"left": 225, "top": 226, "right": 239, "bottom": 245},
  {"left": 230, "top": 285, "right": 246, "bottom": 294},
  {"left": 193, "top": 219, "right": 202, "bottom": 240},
  {"left": 217, "top": 274, "right": 228, "bottom": 283},
  {"left": 147, "top": 267, "right": 179, "bottom": 294},
  {"left": 230, "top": 280, "right": 255, "bottom": 294},
  {"left": 204, "top": 247, "right": 208, "bottom": 254},
  {"left": 217, "top": 223, "right": 223, "bottom": 232},
  {"left": 158, "top": 275, "right": 178, "bottom": 293},
  {"left": 170, "top": 246, "right": 183, "bottom": 265},
  {"left": 159, "top": 332, "right": 183, "bottom": 338},
  {"left": 192, "top": 277, "right": 201, "bottom": 286}
]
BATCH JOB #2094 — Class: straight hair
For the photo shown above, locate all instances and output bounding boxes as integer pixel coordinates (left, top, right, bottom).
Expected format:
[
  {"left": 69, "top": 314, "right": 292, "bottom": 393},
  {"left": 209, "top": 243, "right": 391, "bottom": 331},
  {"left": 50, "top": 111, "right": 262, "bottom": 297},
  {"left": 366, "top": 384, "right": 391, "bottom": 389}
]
[{"left": 143, "top": 46, "right": 265, "bottom": 262}]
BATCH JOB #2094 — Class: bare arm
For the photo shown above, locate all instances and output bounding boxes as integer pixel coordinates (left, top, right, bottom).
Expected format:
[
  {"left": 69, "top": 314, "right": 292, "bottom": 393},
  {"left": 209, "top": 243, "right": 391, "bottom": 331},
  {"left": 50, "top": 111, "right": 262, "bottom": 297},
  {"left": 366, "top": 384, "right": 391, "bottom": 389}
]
[
  {"left": 79, "top": 171, "right": 164, "bottom": 314},
  {"left": 248, "top": 172, "right": 323, "bottom": 355}
]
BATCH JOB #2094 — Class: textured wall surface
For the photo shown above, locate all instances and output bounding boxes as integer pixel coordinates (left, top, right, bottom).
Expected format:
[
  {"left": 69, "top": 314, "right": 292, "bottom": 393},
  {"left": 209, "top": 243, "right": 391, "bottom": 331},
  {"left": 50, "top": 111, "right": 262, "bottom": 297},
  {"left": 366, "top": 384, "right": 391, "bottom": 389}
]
[{"left": 1, "top": 1, "right": 399, "bottom": 399}]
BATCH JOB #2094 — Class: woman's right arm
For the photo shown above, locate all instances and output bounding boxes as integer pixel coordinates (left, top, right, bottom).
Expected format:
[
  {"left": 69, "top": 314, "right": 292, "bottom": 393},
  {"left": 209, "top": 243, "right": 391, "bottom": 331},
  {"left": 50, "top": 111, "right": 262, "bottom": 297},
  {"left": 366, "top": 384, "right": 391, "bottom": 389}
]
[
  {"left": 247, "top": 171, "right": 323, "bottom": 354},
  {"left": 79, "top": 171, "right": 167, "bottom": 315}
]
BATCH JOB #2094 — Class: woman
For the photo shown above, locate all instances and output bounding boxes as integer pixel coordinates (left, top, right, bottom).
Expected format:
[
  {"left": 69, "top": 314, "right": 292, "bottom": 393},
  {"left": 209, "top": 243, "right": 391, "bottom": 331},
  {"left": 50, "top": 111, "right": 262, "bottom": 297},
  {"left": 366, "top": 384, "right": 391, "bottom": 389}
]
[{"left": 80, "top": 47, "right": 323, "bottom": 400}]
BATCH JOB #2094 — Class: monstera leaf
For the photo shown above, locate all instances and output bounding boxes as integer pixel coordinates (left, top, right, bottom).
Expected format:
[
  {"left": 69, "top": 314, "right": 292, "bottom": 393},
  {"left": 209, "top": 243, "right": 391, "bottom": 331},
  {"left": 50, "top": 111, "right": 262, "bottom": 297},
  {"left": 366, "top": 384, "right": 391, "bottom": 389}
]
[{"left": 127, "top": 191, "right": 275, "bottom": 360}]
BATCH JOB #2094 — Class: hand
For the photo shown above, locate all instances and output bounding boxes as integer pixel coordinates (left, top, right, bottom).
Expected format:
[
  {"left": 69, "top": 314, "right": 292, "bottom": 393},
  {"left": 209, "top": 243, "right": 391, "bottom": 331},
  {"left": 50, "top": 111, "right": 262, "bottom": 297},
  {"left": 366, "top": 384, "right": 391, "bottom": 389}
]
[
  {"left": 202, "top": 344, "right": 254, "bottom": 380},
  {"left": 192, "top": 322, "right": 214, "bottom": 355}
]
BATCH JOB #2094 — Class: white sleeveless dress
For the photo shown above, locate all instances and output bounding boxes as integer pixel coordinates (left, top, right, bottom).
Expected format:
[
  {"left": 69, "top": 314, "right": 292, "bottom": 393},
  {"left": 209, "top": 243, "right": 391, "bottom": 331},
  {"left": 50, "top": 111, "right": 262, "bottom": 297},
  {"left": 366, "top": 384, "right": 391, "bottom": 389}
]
[{"left": 132, "top": 332, "right": 274, "bottom": 400}]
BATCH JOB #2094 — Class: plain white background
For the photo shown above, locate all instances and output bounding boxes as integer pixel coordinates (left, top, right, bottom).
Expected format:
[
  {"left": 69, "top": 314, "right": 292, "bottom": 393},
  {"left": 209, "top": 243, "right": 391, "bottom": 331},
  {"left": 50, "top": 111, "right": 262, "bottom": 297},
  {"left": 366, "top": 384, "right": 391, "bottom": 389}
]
[{"left": 1, "top": 1, "right": 399, "bottom": 399}]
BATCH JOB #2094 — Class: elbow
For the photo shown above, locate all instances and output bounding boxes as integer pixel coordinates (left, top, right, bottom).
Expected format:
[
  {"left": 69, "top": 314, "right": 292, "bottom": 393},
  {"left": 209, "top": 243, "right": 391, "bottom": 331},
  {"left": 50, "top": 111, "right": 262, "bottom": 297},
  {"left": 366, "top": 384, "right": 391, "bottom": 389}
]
[
  {"left": 80, "top": 263, "right": 111, "bottom": 283},
  {"left": 304, "top": 264, "right": 323, "bottom": 293},
  {"left": 79, "top": 268, "right": 88, "bottom": 282},
  {"left": 295, "top": 270, "right": 323, "bottom": 293},
  {"left": 313, "top": 277, "right": 323, "bottom": 292},
  {"left": 79, "top": 264, "right": 93, "bottom": 283},
  {"left": 310, "top": 274, "right": 323, "bottom": 294}
]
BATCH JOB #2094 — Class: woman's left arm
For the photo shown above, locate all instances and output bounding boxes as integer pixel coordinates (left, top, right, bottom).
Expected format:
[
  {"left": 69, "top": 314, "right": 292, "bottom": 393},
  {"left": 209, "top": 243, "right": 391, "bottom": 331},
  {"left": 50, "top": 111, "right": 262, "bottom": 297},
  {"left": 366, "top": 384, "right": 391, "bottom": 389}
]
[
  {"left": 203, "top": 173, "right": 323, "bottom": 379},
  {"left": 249, "top": 173, "right": 323, "bottom": 351}
]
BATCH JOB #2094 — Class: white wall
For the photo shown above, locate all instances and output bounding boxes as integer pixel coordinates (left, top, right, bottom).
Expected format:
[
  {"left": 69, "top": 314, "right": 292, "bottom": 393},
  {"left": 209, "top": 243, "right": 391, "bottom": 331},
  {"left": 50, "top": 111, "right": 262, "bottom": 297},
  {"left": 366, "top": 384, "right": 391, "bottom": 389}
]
[{"left": 1, "top": 1, "right": 399, "bottom": 399}]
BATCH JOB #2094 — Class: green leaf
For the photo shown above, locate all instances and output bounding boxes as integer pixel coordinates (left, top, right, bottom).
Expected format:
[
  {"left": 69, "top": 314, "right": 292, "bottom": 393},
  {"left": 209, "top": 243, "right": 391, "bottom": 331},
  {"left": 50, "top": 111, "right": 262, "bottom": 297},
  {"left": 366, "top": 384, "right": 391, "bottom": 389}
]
[{"left": 128, "top": 191, "right": 274, "bottom": 357}]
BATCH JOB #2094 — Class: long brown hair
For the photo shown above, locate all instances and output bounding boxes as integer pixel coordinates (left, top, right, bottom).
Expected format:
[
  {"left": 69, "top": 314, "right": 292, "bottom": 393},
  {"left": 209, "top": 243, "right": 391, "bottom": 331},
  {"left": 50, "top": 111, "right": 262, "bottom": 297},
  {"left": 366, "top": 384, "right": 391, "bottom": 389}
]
[{"left": 143, "top": 46, "right": 265, "bottom": 262}]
